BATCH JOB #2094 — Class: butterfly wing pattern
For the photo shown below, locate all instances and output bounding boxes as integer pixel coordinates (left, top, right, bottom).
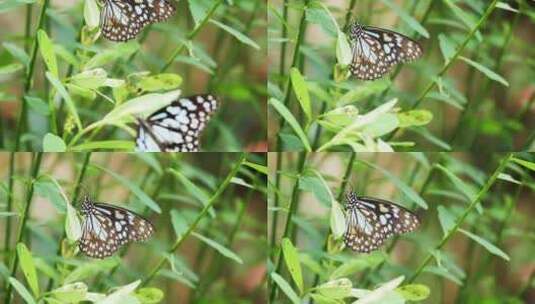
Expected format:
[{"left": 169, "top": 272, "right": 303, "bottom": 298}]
[
  {"left": 343, "top": 191, "right": 419, "bottom": 253},
  {"left": 136, "top": 94, "right": 219, "bottom": 152},
  {"left": 348, "top": 23, "right": 423, "bottom": 80},
  {"left": 100, "top": 0, "right": 175, "bottom": 42},
  {"left": 79, "top": 196, "right": 154, "bottom": 258}
]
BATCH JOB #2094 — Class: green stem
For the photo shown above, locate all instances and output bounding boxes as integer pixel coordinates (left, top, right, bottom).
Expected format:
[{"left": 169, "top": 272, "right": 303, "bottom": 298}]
[
  {"left": 275, "top": 0, "right": 310, "bottom": 151},
  {"left": 140, "top": 153, "right": 246, "bottom": 287},
  {"left": 278, "top": 0, "right": 289, "bottom": 86},
  {"left": 270, "top": 154, "right": 283, "bottom": 249},
  {"left": 4, "top": 152, "right": 43, "bottom": 304},
  {"left": 407, "top": 153, "right": 513, "bottom": 283},
  {"left": 13, "top": 0, "right": 50, "bottom": 151},
  {"left": 269, "top": 152, "right": 308, "bottom": 302},
  {"left": 160, "top": 0, "right": 223, "bottom": 72},
  {"left": 3, "top": 153, "right": 16, "bottom": 265}
]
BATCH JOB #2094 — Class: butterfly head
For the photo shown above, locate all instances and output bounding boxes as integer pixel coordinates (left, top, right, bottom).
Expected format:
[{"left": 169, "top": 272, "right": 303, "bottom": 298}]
[
  {"left": 345, "top": 191, "right": 359, "bottom": 210},
  {"left": 348, "top": 22, "right": 364, "bottom": 39},
  {"left": 80, "top": 196, "right": 94, "bottom": 216}
]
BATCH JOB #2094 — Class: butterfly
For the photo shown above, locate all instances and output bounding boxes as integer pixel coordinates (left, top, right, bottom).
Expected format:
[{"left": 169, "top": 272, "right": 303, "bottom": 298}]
[
  {"left": 343, "top": 191, "right": 419, "bottom": 253},
  {"left": 347, "top": 23, "right": 423, "bottom": 80},
  {"left": 78, "top": 195, "right": 154, "bottom": 258},
  {"left": 100, "top": 0, "right": 176, "bottom": 42},
  {"left": 135, "top": 94, "right": 219, "bottom": 152}
]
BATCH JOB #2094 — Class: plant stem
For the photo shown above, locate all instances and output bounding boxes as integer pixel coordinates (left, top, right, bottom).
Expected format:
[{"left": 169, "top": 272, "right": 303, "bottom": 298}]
[
  {"left": 160, "top": 0, "right": 223, "bottom": 73},
  {"left": 269, "top": 152, "right": 308, "bottom": 302},
  {"left": 3, "top": 153, "right": 16, "bottom": 265},
  {"left": 278, "top": 0, "right": 289, "bottom": 86},
  {"left": 407, "top": 153, "right": 513, "bottom": 283},
  {"left": 13, "top": 0, "right": 50, "bottom": 151},
  {"left": 4, "top": 152, "right": 43, "bottom": 304},
  {"left": 270, "top": 153, "right": 282, "bottom": 248},
  {"left": 140, "top": 153, "right": 246, "bottom": 287},
  {"left": 275, "top": 0, "right": 310, "bottom": 151}
]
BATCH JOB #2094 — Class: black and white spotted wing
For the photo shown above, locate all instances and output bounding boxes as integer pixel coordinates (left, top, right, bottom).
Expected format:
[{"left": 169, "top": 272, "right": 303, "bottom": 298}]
[
  {"left": 100, "top": 0, "right": 175, "bottom": 42},
  {"left": 135, "top": 94, "right": 218, "bottom": 152},
  {"left": 343, "top": 192, "right": 419, "bottom": 253},
  {"left": 348, "top": 23, "right": 423, "bottom": 80},
  {"left": 78, "top": 196, "right": 154, "bottom": 259}
]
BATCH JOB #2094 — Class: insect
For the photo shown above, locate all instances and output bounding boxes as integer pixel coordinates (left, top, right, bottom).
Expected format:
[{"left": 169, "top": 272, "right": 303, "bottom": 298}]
[
  {"left": 347, "top": 23, "right": 423, "bottom": 80},
  {"left": 135, "top": 94, "right": 219, "bottom": 152},
  {"left": 343, "top": 191, "right": 419, "bottom": 253},
  {"left": 100, "top": 0, "right": 176, "bottom": 42},
  {"left": 79, "top": 195, "right": 154, "bottom": 258}
]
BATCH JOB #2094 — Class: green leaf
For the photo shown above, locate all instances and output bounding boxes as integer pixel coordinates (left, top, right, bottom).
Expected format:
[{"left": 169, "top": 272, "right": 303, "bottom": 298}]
[
  {"left": 209, "top": 20, "right": 260, "bottom": 50},
  {"left": 70, "top": 140, "right": 135, "bottom": 151},
  {"left": 316, "top": 278, "right": 352, "bottom": 299},
  {"left": 438, "top": 34, "right": 456, "bottom": 63},
  {"left": 299, "top": 175, "right": 331, "bottom": 206},
  {"left": 437, "top": 205, "right": 455, "bottom": 237},
  {"left": 66, "top": 201, "right": 82, "bottom": 242},
  {"left": 243, "top": 161, "right": 267, "bottom": 175},
  {"left": 396, "top": 284, "right": 430, "bottom": 301},
  {"left": 330, "top": 201, "right": 346, "bottom": 240},
  {"left": 0, "top": 63, "right": 23, "bottom": 75},
  {"left": 0, "top": 212, "right": 19, "bottom": 217},
  {"left": 84, "top": 0, "right": 100, "bottom": 29},
  {"left": 270, "top": 272, "right": 301, "bottom": 304},
  {"left": 8, "top": 277, "right": 36, "bottom": 304},
  {"left": 170, "top": 209, "right": 188, "bottom": 239},
  {"left": 168, "top": 169, "right": 214, "bottom": 217},
  {"left": 511, "top": 157, "right": 535, "bottom": 172},
  {"left": 85, "top": 42, "right": 139, "bottom": 69},
  {"left": 16, "top": 243, "right": 39, "bottom": 297},
  {"left": 281, "top": 238, "right": 304, "bottom": 294},
  {"left": 317, "top": 105, "right": 359, "bottom": 132},
  {"left": 37, "top": 30, "right": 59, "bottom": 77},
  {"left": 134, "top": 74, "right": 183, "bottom": 92},
  {"left": 330, "top": 255, "right": 384, "bottom": 279},
  {"left": 380, "top": 0, "right": 429, "bottom": 38},
  {"left": 70, "top": 68, "right": 107, "bottom": 89},
  {"left": 354, "top": 276, "right": 405, "bottom": 303},
  {"left": 94, "top": 165, "right": 161, "bottom": 213},
  {"left": 336, "top": 32, "right": 352, "bottom": 66},
  {"left": 98, "top": 280, "right": 141, "bottom": 304},
  {"left": 290, "top": 68, "right": 312, "bottom": 124},
  {"left": 423, "top": 266, "right": 462, "bottom": 285},
  {"left": 459, "top": 56, "right": 509, "bottom": 87},
  {"left": 3, "top": 42, "right": 30, "bottom": 65},
  {"left": 397, "top": 110, "right": 433, "bottom": 128},
  {"left": 358, "top": 160, "right": 428, "bottom": 209},
  {"left": 337, "top": 80, "right": 391, "bottom": 105},
  {"left": 49, "top": 282, "right": 87, "bottom": 303},
  {"left": 459, "top": 229, "right": 510, "bottom": 261},
  {"left": 192, "top": 232, "right": 243, "bottom": 264},
  {"left": 45, "top": 72, "right": 82, "bottom": 130},
  {"left": 134, "top": 288, "right": 164, "bottom": 304},
  {"left": 188, "top": 0, "right": 212, "bottom": 26},
  {"left": 43, "top": 133, "right": 67, "bottom": 152},
  {"left": 435, "top": 164, "right": 479, "bottom": 208},
  {"left": 25, "top": 96, "right": 50, "bottom": 116},
  {"left": 64, "top": 259, "right": 120, "bottom": 283},
  {"left": 269, "top": 98, "right": 311, "bottom": 151}
]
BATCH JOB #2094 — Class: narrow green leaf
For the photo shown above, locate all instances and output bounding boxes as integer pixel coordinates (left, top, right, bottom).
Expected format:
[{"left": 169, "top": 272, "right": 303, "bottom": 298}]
[
  {"left": 134, "top": 73, "right": 183, "bottom": 92},
  {"left": 397, "top": 110, "right": 433, "bottom": 128},
  {"left": 243, "top": 161, "right": 267, "bottom": 175},
  {"left": 16, "top": 243, "right": 39, "bottom": 297},
  {"left": 435, "top": 164, "right": 478, "bottom": 206},
  {"left": 270, "top": 272, "right": 301, "bottom": 304},
  {"left": 170, "top": 209, "right": 188, "bottom": 239},
  {"left": 45, "top": 72, "right": 82, "bottom": 130},
  {"left": 209, "top": 20, "right": 260, "bottom": 50},
  {"left": 438, "top": 34, "right": 456, "bottom": 63},
  {"left": 437, "top": 206, "right": 455, "bottom": 237},
  {"left": 37, "top": 30, "right": 59, "bottom": 77},
  {"left": 3, "top": 42, "right": 29, "bottom": 65},
  {"left": 65, "top": 201, "right": 82, "bottom": 242},
  {"left": 70, "top": 140, "right": 135, "bottom": 152},
  {"left": 8, "top": 277, "right": 36, "bottom": 304},
  {"left": 511, "top": 157, "right": 535, "bottom": 172},
  {"left": 70, "top": 68, "right": 107, "bottom": 89},
  {"left": 85, "top": 42, "right": 139, "bottom": 69},
  {"left": 84, "top": 0, "right": 100, "bottom": 29},
  {"left": 43, "top": 133, "right": 67, "bottom": 152},
  {"left": 396, "top": 284, "right": 430, "bottom": 301},
  {"left": 98, "top": 280, "right": 141, "bottom": 304},
  {"left": 330, "top": 201, "right": 345, "bottom": 239},
  {"left": 358, "top": 160, "right": 428, "bottom": 209},
  {"left": 459, "top": 56, "right": 508, "bottom": 86},
  {"left": 336, "top": 32, "right": 352, "bottom": 66},
  {"left": 269, "top": 98, "right": 311, "bottom": 151},
  {"left": 459, "top": 229, "right": 510, "bottom": 261},
  {"left": 94, "top": 165, "right": 161, "bottom": 213},
  {"left": 380, "top": 0, "right": 429, "bottom": 38},
  {"left": 0, "top": 63, "right": 23, "bottom": 75},
  {"left": 25, "top": 96, "right": 50, "bottom": 116},
  {"left": 192, "top": 232, "right": 243, "bottom": 264},
  {"left": 49, "top": 282, "right": 87, "bottom": 303},
  {"left": 281, "top": 238, "right": 304, "bottom": 294},
  {"left": 0, "top": 212, "right": 19, "bottom": 217},
  {"left": 168, "top": 169, "right": 214, "bottom": 217},
  {"left": 134, "top": 288, "right": 164, "bottom": 304},
  {"left": 290, "top": 68, "right": 312, "bottom": 124},
  {"left": 316, "top": 278, "right": 352, "bottom": 299}
]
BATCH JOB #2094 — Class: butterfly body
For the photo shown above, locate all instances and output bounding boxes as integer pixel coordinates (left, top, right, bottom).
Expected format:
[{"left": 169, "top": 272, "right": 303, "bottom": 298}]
[
  {"left": 135, "top": 94, "right": 218, "bottom": 152},
  {"left": 348, "top": 23, "right": 423, "bottom": 80},
  {"left": 344, "top": 192, "right": 419, "bottom": 253},
  {"left": 100, "top": 0, "right": 175, "bottom": 42},
  {"left": 79, "top": 197, "right": 154, "bottom": 258}
]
